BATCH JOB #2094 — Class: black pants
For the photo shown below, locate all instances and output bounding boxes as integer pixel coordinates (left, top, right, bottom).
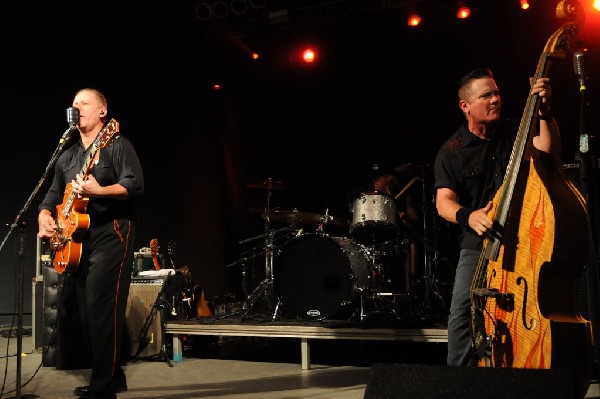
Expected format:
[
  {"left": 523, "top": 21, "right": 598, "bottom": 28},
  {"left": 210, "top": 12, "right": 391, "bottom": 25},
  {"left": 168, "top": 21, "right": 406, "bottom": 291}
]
[{"left": 73, "top": 218, "right": 135, "bottom": 394}]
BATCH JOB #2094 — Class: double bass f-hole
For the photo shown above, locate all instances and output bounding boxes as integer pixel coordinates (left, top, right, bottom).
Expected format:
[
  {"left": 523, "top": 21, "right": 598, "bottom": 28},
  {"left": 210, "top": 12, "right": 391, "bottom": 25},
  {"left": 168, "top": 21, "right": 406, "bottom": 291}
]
[{"left": 516, "top": 276, "right": 534, "bottom": 330}]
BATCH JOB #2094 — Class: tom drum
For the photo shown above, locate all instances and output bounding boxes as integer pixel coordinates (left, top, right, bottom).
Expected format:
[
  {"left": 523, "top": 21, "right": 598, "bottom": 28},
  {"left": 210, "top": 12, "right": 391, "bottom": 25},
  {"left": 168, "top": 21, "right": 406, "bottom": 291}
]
[{"left": 350, "top": 191, "right": 399, "bottom": 244}]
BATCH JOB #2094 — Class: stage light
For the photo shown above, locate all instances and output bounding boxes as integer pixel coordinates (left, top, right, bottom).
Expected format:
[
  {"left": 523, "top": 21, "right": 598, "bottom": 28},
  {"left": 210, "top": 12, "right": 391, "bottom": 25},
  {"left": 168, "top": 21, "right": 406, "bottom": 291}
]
[
  {"left": 213, "top": 1, "right": 229, "bottom": 18},
  {"left": 520, "top": 0, "right": 530, "bottom": 10},
  {"left": 195, "top": 2, "right": 212, "bottom": 20},
  {"left": 301, "top": 48, "right": 316, "bottom": 63},
  {"left": 594, "top": 0, "right": 600, "bottom": 11},
  {"left": 249, "top": 0, "right": 267, "bottom": 9},
  {"left": 252, "top": 52, "right": 259, "bottom": 60},
  {"left": 230, "top": 0, "right": 248, "bottom": 16},
  {"left": 456, "top": 6, "right": 471, "bottom": 19},
  {"left": 407, "top": 14, "right": 422, "bottom": 27}
]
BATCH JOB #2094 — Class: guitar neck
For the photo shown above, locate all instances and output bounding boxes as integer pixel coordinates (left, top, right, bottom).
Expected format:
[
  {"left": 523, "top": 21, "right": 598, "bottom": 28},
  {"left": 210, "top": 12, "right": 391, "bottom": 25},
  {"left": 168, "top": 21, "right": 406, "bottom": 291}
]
[
  {"left": 61, "top": 119, "right": 119, "bottom": 217},
  {"left": 61, "top": 141, "right": 102, "bottom": 217}
]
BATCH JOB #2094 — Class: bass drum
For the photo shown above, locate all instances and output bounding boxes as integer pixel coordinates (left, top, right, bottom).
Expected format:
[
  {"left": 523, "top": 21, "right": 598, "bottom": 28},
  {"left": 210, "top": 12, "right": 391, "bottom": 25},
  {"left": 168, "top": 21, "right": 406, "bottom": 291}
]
[{"left": 275, "top": 234, "right": 369, "bottom": 321}]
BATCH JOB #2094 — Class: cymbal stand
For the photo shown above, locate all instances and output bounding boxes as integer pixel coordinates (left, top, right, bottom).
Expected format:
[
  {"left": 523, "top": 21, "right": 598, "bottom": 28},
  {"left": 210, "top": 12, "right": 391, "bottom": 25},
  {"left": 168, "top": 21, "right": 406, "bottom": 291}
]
[
  {"left": 241, "top": 178, "right": 276, "bottom": 320},
  {"left": 421, "top": 175, "right": 433, "bottom": 309},
  {"left": 418, "top": 170, "right": 446, "bottom": 318}
]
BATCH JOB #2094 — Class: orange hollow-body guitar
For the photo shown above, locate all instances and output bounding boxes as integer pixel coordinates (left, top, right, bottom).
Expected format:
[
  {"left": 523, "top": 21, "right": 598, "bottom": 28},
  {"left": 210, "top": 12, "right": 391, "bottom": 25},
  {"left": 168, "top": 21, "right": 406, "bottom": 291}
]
[{"left": 50, "top": 119, "right": 120, "bottom": 274}]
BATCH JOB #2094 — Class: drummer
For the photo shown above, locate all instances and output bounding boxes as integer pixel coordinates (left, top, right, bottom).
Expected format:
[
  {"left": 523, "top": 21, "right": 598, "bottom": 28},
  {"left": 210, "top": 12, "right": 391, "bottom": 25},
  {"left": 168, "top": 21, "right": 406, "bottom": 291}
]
[
  {"left": 371, "top": 163, "right": 421, "bottom": 232},
  {"left": 350, "top": 162, "right": 424, "bottom": 294}
]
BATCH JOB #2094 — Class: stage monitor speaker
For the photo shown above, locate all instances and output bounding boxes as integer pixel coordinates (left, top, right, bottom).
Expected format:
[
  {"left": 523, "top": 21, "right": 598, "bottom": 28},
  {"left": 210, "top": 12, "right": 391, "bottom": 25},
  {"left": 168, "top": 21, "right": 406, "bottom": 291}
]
[
  {"left": 125, "top": 276, "right": 167, "bottom": 358},
  {"left": 364, "top": 363, "right": 578, "bottom": 399}
]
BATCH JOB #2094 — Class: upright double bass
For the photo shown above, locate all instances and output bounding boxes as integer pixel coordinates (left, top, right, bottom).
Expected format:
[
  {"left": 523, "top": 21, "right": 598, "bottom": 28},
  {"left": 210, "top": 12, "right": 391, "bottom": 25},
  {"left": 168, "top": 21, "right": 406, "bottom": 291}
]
[{"left": 470, "top": 1, "right": 593, "bottom": 397}]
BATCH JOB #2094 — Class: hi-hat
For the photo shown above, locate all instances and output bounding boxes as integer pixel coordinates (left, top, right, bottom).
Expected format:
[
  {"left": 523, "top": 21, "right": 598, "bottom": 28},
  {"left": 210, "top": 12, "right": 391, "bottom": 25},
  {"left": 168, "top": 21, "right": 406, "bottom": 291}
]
[
  {"left": 264, "top": 210, "right": 347, "bottom": 226},
  {"left": 246, "top": 178, "right": 286, "bottom": 190}
]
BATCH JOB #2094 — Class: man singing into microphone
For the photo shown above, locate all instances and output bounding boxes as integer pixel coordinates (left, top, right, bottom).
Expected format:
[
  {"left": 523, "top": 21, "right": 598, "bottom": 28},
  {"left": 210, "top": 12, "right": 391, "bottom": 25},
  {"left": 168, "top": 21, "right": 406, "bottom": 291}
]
[{"left": 38, "top": 88, "right": 144, "bottom": 399}]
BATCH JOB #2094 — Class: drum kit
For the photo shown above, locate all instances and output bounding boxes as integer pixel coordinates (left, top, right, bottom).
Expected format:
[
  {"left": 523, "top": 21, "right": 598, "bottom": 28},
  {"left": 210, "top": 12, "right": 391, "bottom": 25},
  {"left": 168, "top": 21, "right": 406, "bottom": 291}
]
[{"left": 232, "top": 169, "right": 451, "bottom": 324}]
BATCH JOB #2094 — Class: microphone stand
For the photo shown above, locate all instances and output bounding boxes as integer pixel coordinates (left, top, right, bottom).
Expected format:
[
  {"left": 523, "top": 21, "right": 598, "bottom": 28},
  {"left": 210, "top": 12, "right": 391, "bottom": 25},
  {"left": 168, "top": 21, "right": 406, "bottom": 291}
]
[
  {"left": 575, "top": 76, "right": 600, "bottom": 377},
  {"left": 0, "top": 125, "right": 75, "bottom": 399}
]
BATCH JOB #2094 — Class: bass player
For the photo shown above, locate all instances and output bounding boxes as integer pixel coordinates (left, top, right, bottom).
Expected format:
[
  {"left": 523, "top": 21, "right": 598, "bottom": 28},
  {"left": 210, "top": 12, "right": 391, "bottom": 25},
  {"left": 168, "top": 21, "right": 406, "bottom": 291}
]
[{"left": 433, "top": 68, "right": 559, "bottom": 367}]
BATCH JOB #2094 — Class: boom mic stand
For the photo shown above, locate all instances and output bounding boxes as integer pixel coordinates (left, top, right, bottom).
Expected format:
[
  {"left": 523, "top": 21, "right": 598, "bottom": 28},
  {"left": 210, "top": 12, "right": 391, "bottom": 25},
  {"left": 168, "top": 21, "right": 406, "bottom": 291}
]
[
  {"left": 0, "top": 123, "right": 76, "bottom": 399},
  {"left": 574, "top": 50, "right": 600, "bottom": 377}
]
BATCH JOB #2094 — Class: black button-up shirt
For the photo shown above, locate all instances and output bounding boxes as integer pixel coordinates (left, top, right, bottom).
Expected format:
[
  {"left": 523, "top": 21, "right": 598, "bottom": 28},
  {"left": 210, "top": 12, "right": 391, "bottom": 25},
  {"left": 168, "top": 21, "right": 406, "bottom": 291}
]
[
  {"left": 434, "top": 119, "right": 517, "bottom": 250},
  {"left": 39, "top": 133, "right": 144, "bottom": 227}
]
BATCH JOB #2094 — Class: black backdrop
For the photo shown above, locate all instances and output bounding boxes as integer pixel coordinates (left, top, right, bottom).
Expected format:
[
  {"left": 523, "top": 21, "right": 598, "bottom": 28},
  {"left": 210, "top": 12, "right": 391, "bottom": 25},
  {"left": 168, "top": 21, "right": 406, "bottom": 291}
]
[{"left": 1, "top": 1, "right": 599, "bottom": 323}]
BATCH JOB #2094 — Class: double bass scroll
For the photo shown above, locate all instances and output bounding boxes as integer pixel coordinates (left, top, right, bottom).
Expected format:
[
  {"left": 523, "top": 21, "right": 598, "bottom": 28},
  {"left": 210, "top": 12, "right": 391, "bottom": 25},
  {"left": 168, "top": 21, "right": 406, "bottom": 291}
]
[{"left": 469, "top": 1, "right": 593, "bottom": 398}]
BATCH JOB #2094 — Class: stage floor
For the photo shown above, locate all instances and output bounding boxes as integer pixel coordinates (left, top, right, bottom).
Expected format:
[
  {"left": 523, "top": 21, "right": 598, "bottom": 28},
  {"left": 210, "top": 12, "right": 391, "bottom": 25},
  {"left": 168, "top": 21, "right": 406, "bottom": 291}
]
[{"left": 2, "top": 327, "right": 599, "bottom": 398}]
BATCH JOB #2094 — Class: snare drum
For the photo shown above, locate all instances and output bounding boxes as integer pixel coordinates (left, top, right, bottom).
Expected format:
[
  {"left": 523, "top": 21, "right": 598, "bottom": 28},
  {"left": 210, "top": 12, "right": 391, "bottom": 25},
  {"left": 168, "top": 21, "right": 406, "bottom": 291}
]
[{"left": 350, "top": 191, "right": 399, "bottom": 244}]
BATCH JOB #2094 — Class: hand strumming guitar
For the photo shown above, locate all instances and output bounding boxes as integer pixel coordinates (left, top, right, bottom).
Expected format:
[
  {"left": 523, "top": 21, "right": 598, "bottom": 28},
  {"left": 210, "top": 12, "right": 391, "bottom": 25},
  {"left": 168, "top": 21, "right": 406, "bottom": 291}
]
[{"left": 37, "top": 209, "right": 56, "bottom": 239}]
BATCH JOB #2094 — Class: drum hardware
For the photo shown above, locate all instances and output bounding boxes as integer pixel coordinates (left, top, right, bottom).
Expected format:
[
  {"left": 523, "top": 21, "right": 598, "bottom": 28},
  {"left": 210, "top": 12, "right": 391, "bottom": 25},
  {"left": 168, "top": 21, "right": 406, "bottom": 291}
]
[
  {"left": 240, "top": 178, "right": 281, "bottom": 320},
  {"left": 354, "top": 286, "right": 368, "bottom": 322},
  {"left": 237, "top": 226, "right": 299, "bottom": 246},
  {"left": 411, "top": 164, "right": 449, "bottom": 321},
  {"left": 360, "top": 261, "right": 410, "bottom": 322},
  {"left": 246, "top": 178, "right": 286, "bottom": 191}
]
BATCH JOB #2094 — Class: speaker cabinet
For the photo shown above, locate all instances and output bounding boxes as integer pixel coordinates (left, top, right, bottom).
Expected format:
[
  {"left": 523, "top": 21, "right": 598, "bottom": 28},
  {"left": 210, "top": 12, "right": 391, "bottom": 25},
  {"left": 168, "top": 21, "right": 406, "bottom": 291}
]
[
  {"left": 125, "top": 277, "right": 167, "bottom": 358},
  {"left": 42, "top": 262, "right": 91, "bottom": 369},
  {"left": 364, "top": 363, "right": 578, "bottom": 399}
]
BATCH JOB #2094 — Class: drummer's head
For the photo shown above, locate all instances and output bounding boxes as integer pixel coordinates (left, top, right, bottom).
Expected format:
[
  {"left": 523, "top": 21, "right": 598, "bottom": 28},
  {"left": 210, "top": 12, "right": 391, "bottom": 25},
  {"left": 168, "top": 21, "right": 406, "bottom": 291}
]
[
  {"left": 371, "top": 163, "right": 396, "bottom": 195},
  {"left": 371, "top": 162, "right": 394, "bottom": 178}
]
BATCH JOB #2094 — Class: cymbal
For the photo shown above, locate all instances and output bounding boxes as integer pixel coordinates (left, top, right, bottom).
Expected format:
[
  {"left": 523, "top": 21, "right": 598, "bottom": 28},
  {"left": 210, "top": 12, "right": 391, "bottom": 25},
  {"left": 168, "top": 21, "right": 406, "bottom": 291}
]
[
  {"left": 246, "top": 179, "right": 286, "bottom": 190},
  {"left": 264, "top": 210, "right": 348, "bottom": 226},
  {"left": 247, "top": 206, "right": 282, "bottom": 213},
  {"left": 393, "top": 162, "right": 433, "bottom": 177}
]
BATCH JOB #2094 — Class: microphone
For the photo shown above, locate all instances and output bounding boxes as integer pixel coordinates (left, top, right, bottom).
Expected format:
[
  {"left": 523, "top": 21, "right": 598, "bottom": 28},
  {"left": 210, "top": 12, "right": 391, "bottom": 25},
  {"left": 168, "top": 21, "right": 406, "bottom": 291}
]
[
  {"left": 61, "top": 107, "right": 80, "bottom": 142},
  {"left": 66, "top": 107, "right": 80, "bottom": 126},
  {"left": 573, "top": 48, "right": 588, "bottom": 90}
]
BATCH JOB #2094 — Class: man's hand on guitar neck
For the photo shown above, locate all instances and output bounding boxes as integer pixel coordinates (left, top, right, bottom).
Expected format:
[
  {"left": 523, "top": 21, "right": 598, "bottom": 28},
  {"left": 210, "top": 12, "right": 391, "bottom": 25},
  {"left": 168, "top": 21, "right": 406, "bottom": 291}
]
[
  {"left": 72, "top": 173, "right": 100, "bottom": 198},
  {"left": 71, "top": 173, "right": 130, "bottom": 199},
  {"left": 38, "top": 209, "right": 56, "bottom": 238}
]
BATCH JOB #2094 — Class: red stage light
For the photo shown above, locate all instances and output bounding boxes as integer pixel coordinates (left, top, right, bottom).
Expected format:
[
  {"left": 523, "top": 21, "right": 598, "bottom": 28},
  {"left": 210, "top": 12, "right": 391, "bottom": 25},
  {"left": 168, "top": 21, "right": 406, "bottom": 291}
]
[
  {"left": 520, "top": 0, "right": 529, "bottom": 10},
  {"left": 456, "top": 6, "right": 471, "bottom": 19},
  {"left": 301, "top": 48, "right": 316, "bottom": 63},
  {"left": 407, "top": 14, "right": 421, "bottom": 26}
]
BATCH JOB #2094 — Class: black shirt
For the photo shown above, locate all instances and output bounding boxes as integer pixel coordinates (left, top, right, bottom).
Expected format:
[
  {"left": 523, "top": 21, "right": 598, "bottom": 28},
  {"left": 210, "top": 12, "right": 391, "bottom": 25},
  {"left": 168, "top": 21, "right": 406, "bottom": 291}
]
[
  {"left": 433, "top": 119, "right": 517, "bottom": 250},
  {"left": 39, "top": 133, "right": 144, "bottom": 226}
]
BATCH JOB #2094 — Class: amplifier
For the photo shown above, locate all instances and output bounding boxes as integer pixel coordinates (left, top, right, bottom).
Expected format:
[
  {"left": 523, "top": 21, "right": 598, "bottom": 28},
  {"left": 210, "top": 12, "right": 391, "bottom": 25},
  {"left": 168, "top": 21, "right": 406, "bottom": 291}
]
[{"left": 125, "top": 276, "right": 167, "bottom": 358}]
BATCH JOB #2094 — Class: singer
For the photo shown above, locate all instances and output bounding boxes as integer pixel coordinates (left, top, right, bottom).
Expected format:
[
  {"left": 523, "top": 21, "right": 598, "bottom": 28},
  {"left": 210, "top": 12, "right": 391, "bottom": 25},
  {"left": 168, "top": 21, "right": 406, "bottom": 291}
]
[
  {"left": 37, "top": 88, "right": 144, "bottom": 399},
  {"left": 432, "top": 68, "right": 561, "bottom": 367}
]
